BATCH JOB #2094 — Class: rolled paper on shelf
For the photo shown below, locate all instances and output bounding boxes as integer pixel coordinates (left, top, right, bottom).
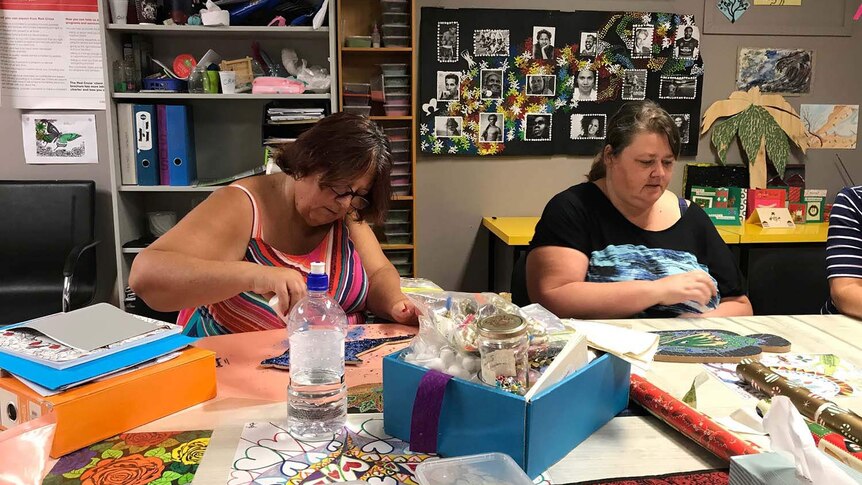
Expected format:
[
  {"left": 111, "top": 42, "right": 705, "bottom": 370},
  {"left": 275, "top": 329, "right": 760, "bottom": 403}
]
[
  {"left": 737, "top": 359, "right": 862, "bottom": 447},
  {"left": 630, "top": 374, "right": 761, "bottom": 462}
]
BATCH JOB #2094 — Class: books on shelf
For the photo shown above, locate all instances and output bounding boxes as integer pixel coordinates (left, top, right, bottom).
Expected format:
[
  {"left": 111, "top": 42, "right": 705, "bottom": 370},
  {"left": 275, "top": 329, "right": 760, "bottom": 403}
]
[
  {"left": 265, "top": 107, "right": 325, "bottom": 124},
  {"left": 124, "top": 103, "right": 197, "bottom": 186},
  {"left": 196, "top": 164, "right": 267, "bottom": 186}
]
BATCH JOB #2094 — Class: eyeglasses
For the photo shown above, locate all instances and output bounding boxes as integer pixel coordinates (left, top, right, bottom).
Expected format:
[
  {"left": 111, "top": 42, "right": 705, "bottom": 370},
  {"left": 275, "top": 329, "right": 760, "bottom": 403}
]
[{"left": 327, "top": 185, "right": 370, "bottom": 210}]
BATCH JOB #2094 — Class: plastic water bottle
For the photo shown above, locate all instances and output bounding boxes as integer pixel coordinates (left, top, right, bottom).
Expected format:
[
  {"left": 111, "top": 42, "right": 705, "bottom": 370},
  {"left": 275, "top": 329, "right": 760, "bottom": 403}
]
[{"left": 286, "top": 262, "right": 347, "bottom": 439}]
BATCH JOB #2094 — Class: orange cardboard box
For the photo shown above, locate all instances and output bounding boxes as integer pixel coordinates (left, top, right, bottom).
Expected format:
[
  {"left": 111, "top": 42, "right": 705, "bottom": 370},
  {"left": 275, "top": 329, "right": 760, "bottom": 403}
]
[{"left": 0, "top": 347, "right": 216, "bottom": 457}]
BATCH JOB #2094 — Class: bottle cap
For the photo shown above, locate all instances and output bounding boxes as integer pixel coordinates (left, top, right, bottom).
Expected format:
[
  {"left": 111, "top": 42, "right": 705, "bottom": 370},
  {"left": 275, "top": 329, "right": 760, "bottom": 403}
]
[
  {"left": 477, "top": 314, "right": 527, "bottom": 340},
  {"left": 307, "top": 261, "right": 328, "bottom": 291}
]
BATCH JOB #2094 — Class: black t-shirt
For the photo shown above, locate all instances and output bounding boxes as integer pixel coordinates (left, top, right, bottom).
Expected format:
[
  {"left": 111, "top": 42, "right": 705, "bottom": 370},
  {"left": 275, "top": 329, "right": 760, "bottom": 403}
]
[{"left": 529, "top": 182, "right": 745, "bottom": 318}]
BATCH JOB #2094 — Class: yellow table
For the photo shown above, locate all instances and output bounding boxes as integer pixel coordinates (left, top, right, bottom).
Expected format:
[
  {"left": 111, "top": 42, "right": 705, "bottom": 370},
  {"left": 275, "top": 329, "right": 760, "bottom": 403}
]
[{"left": 483, "top": 217, "right": 540, "bottom": 290}]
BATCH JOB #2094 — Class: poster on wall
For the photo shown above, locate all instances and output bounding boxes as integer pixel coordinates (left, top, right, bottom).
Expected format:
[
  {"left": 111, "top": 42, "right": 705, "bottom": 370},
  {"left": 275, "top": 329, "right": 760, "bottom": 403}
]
[
  {"left": 0, "top": 0, "right": 105, "bottom": 109},
  {"left": 419, "top": 8, "right": 705, "bottom": 157},
  {"left": 21, "top": 113, "right": 98, "bottom": 164}
]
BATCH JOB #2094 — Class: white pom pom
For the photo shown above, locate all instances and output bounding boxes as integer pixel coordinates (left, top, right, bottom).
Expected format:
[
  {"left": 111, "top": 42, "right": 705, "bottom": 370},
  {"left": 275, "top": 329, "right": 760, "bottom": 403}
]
[
  {"left": 427, "top": 358, "right": 445, "bottom": 371},
  {"left": 440, "top": 347, "right": 456, "bottom": 367}
]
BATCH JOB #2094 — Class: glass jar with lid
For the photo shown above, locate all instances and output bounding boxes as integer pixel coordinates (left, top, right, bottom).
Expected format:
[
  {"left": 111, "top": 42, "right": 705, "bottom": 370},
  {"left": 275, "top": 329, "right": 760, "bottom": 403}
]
[{"left": 477, "top": 314, "right": 529, "bottom": 395}]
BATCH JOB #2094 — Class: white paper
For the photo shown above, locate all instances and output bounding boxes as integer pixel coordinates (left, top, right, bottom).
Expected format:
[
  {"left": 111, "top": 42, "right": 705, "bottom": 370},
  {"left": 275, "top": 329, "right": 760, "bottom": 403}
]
[
  {"left": 762, "top": 396, "right": 857, "bottom": 484},
  {"left": 567, "top": 320, "right": 659, "bottom": 371},
  {"left": 0, "top": 0, "right": 105, "bottom": 109},
  {"left": 21, "top": 113, "right": 98, "bottom": 164},
  {"left": 524, "top": 331, "right": 588, "bottom": 401}
]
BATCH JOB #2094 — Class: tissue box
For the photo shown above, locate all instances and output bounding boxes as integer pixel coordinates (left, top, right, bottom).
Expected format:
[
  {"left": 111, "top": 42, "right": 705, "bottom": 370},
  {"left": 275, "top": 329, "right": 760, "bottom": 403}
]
[
  {"left": 383, "top": 351, "right": 630, "bottom": 477},
  {"left": 731, "top": 452, "right": 862, "bottom": 484}
]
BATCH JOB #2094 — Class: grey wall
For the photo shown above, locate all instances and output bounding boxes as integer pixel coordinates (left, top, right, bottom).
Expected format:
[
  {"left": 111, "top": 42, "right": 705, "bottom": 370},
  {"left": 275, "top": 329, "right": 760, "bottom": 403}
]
[
  {"left": 414, "top": 0, "right": 862, "bottom": 291},
  {"left": 0, "top": 107, "right": 118, "bottom": 305}
]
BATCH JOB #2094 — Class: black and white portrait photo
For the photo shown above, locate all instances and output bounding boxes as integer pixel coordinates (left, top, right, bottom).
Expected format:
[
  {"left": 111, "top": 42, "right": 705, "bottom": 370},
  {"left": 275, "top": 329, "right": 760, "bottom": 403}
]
[
  {"left": 671, "top": 114, "right": 691, "bottom": 144},
  {"left": 524, "top": 113, "right": 552, "bottom": 141},
  {"left": 580, "top": 32, "right": 598, "bottom": 57},
  {"left": 435, "top": 116, "right": 463, "bottom": 138},
  {"left": 674, "top": 25, "right": 700, "bottom": 60},
  {"left": 622, "top": 69, "right": 647, "bottom": 100},
  {"left": 436, "top": 71, "right": 461, "bottom": 103},
  {"left": 473, "top": 29, "right": 510, "bottom": 56},
  {"left": 570, "top": 114, "right": 607, "bottom": 140},
  {"left": 480, "top": 69, "right": 504, "bottom": 100},
  {"left": 659, "top": 76, "right": 697, "bottom": 99},
  {"left": 574, "top": 69, "right": 597, "bottom": 101},
  {"left": 532, "top": 26, "right": 555, "bottom": 60},
  {"left": 632, "top": 25, "right": 654, "bottom": 58},
  {"left": 526, "top": 75, "right": 556, "bottom": 96},
  {"left": 437, "top": 22, "right": 459, "bottom": 63},
  {"left": 479, "top": 113, "right": 504, "bottom": 143}
]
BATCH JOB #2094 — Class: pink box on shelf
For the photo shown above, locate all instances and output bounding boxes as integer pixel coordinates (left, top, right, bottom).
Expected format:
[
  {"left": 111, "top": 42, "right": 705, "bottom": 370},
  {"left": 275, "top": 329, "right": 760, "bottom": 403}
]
[{"left": 385, "top": 104, "right": 410, "bottom": 116}]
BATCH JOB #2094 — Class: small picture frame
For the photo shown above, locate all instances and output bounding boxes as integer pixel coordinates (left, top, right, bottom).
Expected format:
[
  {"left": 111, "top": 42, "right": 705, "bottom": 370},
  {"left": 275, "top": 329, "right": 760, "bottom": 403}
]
[
  {"left": 573, "top": 69, "right": 597, "bottom": 102},
  {"left": 671, "top": 113, "right": 691, "bottom": 144},
  {"left": 579, "top": 32, "right": 598, "bottom": 57},
  {"left": 659, "top": 76, "right": 698, "bottom": 100},
  {"left": 473, "top": 29, "right": 510, "bottom": 57},
  {"left": 480, "top": 69, "right": 504, "bottom": 100},
  {"left": 436, "top": 71, "right": 461, "bottom": 103},
  {"left": 524, "top": 113, "right": 552, "bottom": 141},
  {"left": 479, "top": 113, "right": 505, "bottom": 143},
  {"left": 632, "top": 25, "right": 654, "bottom": 59},
  {"left": 532, "top": 26, "right": 556, "bottom": 60},
  {"left": 434, "top": 116, "right": 463, "bottom": 138},
  {"left": 526, "top": 75, "right": 556, "bottom": 97},
  {"left": 437, "top": 22, "right": 460, "bottom": 63},
  {"left": 622, "top": 69, "right": 648, "bottom": 101},
  {"left": 570, "top": 114, "right": 607, "bottom": 140},
  {"left": 673, "top": 25, "right": 700, "bottom": 60}
]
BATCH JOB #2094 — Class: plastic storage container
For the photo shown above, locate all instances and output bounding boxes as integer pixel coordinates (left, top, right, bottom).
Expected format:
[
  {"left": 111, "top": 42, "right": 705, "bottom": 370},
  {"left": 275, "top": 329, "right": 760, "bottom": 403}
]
[
  {"left": 343, "top": 93, "right": 371, "bottom": 106},
  {"left": 390, "top": 139, "right": 410, "bottom": 152},
  {"left": 380, "top": 63, "right": 409, "bottom": 76},
  {"left": 390, "top": 174, "right": 410, "bottom": 186},
  {"left": 385, "top": 93, "right": 409, "bottom": 106},
  {"left": 343, "top": 106, "right": 371, "bottom": 116},
  {"left": 385, "top": 232, "right": 411, "bottom": 244},
  {"left": 391, "top": 150, "right": 410, "bottom": 163},
  {"left": 344, "top": 82, "right": 370, "bottom": 94},
  {"left": 385, "top": 249, "right": 412, "bottom": 264},
  {"left": 394, "top": 262, "right": 412, "bottom": 277},
  {"left": 381, "top": 0, "right": 409, "bottom": 14},
  {"left": 384, "top": 104, "right": 410, "bottom": 116},
  {"left": 386, "top": 209, "right": 411, "bottom": 222},
  {"left": 382, "top": 12, "right": 410, "bottom": 25},
  {"left": 415, "top": 453, "right": 534, "bottom": 485},
  {"left": 391, "top": 184, "right": 411, "bottom": 196},
  {"left": 382, "top": 24, "right": 410, "bottom": 38},
  {"left": 345, "top": 36, "right": 372, "bottom": 48},
  {"left": 384, "top": 221, "right": 411, "bottom": 233},
  {"left": 384, "top": 127, "right": 410, "bottom": 141},
  {"left": 383, "top": 36, "right": 410, "bottom": 47},
  {"left": 382, "top": 75, "right": 410, "bottom": 88},
  {"left": 391, "top": 161, "right": 411, "bottom": 175},
  {"left": 383, "top": 86, "right": 410, "bottom": 97}
]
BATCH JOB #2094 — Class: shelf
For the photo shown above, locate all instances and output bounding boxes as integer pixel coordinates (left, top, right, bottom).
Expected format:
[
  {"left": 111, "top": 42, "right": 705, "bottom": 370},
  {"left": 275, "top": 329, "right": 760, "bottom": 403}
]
[
  {"left": 342, "top": 47, "right": 412, "bottom": 53},
  {"left": 119, "top": 186, "right": 219, "bottom": 192},
  {"left": 369, "top": 116, "right": 413, "bottom": 121},
  {"left": 391, "top": 195, "right": 413, "bottom": 201},
  {"left": 380, "top": 244, "right": 414, "bottom": 250},
  {"left": 112, "top": 93, "right": 330, "bottom": 100},
  {"left": 106, "top": 25, "right": 329, "bottom": 37},
  {"left": 122, "top": 248, "right": 144, "bottom": 254}
]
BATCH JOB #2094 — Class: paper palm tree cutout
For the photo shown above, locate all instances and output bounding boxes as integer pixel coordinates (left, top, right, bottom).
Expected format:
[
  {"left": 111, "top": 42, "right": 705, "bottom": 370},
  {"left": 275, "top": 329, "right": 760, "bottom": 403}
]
[{"left": 700, "top": 87, "right": 809, "bottom": 189}]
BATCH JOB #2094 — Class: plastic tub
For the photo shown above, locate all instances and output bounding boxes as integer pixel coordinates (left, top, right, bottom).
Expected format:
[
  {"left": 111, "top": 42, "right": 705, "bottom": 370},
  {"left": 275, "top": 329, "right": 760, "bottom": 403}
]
[
  {"left": 384, "top": 104, "right": 410, "bottom": 116},
  {"left": 391, "top": 174, "right": 410, "bottom": 185},
  {"left": 384, "top": 127, "right": 410, "bottom": 141},
  {"left": 385, "top": 232, "right": 411, "bottom": 244},
  {"left": 384, "top": 221, "right": 411, "bottom": 233},
  {"left": 416, "top": 453, "right": 534, "bottom": 485},
  {"left": 390, "top": 140, "right": 410, "bottom": 152},
  {"left": 383, "top": 86, "right": 410, "bottom": 97},
  {"left": 391, "top": 184, "right": 411, "bottom": 196},
  {"left": 387, "top": 209, "right": 411, "bottom": 222},
  {"left": 382, "top": 24, "right": 410, "bottom": 38},
  {"left": 382, "top": 75, "right": 410, "bottom": 88},
  {"left": 344, "top": 82, "right": 370, "bottom": 94},
  {"left": 383, "top": 35, "right": 410, "bottom": 47},
  {"left": 386, "top": 249, "right": 412, "bottom": 264},
  {"left": 385, "top": 93, "right": 410, "bottom": 106},
  {"left": 382, "top": 13, "right": 410, "bottom": 26},
  {"left": 391, "top": 162, "right": 411, "bottom": 175},
  {"left": 343, "top": 93, "right": 370, "bottom": 106},
  {"left": 391, "top": 149, "right": 410, "bottom": 163},
  {"left": 346, "top": 36, "right": 372, "bottom": 48},
  {"left": 380, "top": 63, "right": 409, "bottom": 76},
  {"left": 395, "top": 262, "right": 413, "bottom": 277},
  {"left": 381, "top": 0, "right": 409, "bottom": 14},
  {"left": 371, "top": 74, "right": 385, "bottom": 103},
  {"left": 343, "top": 106, "right": 371, "bottom": 116}
]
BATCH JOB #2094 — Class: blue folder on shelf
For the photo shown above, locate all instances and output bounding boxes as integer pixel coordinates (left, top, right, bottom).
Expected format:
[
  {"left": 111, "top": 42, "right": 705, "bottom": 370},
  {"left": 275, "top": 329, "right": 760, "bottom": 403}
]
[
  {"left": 133, "top": 104, "right": 159, "bottom": 186},
  {"left": 164, "top": 105, "right": 197, "bottom": 186},
  {"left": 0, "top": 334, "right": 196, "bottom": 390}
]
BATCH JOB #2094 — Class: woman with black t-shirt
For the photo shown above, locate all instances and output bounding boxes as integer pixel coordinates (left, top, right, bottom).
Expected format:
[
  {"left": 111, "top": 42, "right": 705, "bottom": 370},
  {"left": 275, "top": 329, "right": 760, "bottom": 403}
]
[{"left": 527, "top": 101, "right": 752, "bottom": 319}]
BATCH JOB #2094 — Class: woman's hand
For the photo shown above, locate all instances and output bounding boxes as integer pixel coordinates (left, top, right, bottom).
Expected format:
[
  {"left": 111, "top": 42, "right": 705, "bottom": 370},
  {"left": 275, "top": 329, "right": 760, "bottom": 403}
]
[
  {"left": 387, "top": 296, "right": 419, "bottom": 325},
  {"left": 252, "top": 266, "right": 308, "bottom": 318},
  {"left": 654, "top": 270, "right": 717, "bottom": 307}
]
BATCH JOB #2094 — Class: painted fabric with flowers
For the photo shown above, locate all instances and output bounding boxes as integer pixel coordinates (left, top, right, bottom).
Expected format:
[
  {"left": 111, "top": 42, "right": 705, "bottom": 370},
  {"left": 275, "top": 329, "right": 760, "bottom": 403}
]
[
  {"left": 43, "top": 430, "right": 212, "bottom": 485},
  {"left": 418, "top": 8, "right": 705, "bottom": 157}
]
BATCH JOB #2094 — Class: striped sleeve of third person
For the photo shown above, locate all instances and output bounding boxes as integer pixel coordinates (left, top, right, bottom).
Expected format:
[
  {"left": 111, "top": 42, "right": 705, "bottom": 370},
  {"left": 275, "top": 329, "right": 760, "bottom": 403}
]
[{"left": 826, "top": 186, "right": 862, "bottom": 282}]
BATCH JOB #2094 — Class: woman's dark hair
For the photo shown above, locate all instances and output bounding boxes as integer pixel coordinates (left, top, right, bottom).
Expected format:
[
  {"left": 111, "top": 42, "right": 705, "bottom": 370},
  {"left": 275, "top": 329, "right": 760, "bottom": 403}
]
[
  {"left": 274, "top": 112, "right": 392, "bottom": 224},
  {"left": 586, "top": 100, "right": 681, "bottom": 182}
]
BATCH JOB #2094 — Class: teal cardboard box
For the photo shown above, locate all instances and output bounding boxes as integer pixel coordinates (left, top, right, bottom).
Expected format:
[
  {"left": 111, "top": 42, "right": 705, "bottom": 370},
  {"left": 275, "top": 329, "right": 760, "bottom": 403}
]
[
  {"left": 383, "top": 350, "right": 630, "bottom": 478},
  {"left": 730, "top": 452, "right": 862, "bottom": 484}
]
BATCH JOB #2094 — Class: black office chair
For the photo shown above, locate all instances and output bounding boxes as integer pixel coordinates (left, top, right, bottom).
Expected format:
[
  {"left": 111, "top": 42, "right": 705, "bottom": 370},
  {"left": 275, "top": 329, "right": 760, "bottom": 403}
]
[
  {"left": 0, "top": 181, "right": 99, "bottom": 326},
  {"left": 746, "top": 245, "right": 828, "bottom": 315},
  {"left": 511, "top": 252, "right": 530, "bottom": 307}
]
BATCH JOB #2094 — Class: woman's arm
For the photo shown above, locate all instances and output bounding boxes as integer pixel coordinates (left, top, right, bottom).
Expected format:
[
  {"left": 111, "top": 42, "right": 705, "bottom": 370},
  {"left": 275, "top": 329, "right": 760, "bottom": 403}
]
[
  {"left": 129, "top": 186, "right": 306, "bottom": 314},
  {"left": 682, "top": 295, "right": 753, "bottom": 318},
  {"left": 348, "top": 220, "right": 418, "bottom": 324},
  {"left": 829, "top": 278, "right": 862, "bottom": 319},
  {"left": 527, "top": 246, "right": 716, "bottom": 319}
]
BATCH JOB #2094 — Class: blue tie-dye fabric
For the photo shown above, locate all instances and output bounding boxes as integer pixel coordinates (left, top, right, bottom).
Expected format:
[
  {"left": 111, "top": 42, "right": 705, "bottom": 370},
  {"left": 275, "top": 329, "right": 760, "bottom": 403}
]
[{"left": 588, "top": 244, "right": 720, "bottom": 316}]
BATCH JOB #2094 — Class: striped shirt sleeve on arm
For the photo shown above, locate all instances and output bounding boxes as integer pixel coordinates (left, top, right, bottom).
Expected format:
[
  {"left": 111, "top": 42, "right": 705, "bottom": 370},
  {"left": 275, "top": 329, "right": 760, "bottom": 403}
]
[{"left": 826, "top": 187, "right": 862, "bottom": 280}]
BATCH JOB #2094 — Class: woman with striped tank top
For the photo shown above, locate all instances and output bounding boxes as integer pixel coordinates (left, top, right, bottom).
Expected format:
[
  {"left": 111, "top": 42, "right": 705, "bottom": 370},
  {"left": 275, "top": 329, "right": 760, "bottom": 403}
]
[{"left": 128, "top": 113, "right": 418, "bottom": 336}]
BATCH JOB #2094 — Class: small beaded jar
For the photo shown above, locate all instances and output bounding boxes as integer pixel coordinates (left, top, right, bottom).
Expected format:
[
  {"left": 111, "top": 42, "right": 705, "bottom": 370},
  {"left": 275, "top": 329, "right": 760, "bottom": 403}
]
[{"left": 477, "top": 314, "right": 529, "bottom": 395}]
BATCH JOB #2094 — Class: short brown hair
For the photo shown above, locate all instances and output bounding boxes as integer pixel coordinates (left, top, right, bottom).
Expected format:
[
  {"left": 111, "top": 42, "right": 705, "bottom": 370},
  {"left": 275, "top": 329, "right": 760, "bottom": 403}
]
[
  {"left": 274, "top": 112, "right": 392, "bottom": 224},
  {"left": 586, "top": 100, "right": 681, "bottom": 182}
]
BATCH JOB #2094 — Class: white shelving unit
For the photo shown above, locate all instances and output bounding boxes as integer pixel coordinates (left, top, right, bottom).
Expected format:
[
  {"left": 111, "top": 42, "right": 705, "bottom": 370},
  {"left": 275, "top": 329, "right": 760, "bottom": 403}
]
[{"left": 97, "top": 1, "right": 339, "bottom": 305}]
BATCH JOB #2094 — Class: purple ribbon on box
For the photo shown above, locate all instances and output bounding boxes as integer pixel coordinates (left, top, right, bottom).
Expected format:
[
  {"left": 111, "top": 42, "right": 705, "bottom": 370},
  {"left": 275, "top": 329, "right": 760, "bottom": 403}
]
[{"left": 409, "top": 369, "right": 452, "bottom": 453}]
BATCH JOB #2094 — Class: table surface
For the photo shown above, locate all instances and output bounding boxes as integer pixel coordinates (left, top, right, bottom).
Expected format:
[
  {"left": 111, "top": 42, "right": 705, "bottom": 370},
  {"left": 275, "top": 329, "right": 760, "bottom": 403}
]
[
  {"left": 483, "top": 216, "right": 829, "bottom": 246},
  {"left": 132, "top": 314, "right": 862, "bottom": 484}
]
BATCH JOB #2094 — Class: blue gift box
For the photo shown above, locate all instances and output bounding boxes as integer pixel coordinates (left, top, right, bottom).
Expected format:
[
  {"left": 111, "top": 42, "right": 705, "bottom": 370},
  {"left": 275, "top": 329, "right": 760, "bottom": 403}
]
[{"left": 383, "top": 350, "right": 630, "bottom": 478}]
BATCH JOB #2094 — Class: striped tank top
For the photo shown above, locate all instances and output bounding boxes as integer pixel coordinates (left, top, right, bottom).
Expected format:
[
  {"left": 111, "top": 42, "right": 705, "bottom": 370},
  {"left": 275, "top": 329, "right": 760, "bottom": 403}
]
[{"left": 177, "top": 185, "right": 368, "bottom": 336}]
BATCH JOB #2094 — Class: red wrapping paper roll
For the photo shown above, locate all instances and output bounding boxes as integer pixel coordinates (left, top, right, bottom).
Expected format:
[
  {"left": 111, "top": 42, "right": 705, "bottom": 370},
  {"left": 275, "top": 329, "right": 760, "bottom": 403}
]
[{"left": 630, "top": 374, "right": 761, "bottom": 462}]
